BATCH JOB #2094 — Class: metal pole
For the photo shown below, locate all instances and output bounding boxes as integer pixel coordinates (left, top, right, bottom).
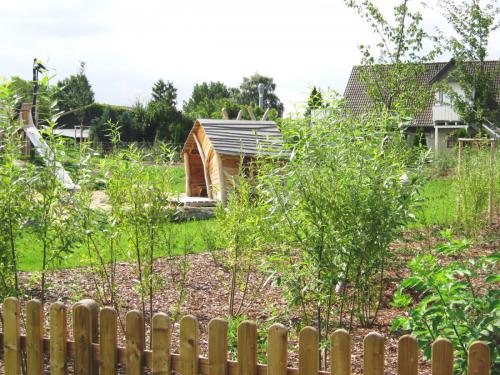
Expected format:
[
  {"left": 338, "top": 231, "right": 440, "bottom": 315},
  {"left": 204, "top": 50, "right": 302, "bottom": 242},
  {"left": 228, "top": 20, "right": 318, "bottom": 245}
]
[{"left": 31, "top": 58, "right": 38, "bottom": 124}]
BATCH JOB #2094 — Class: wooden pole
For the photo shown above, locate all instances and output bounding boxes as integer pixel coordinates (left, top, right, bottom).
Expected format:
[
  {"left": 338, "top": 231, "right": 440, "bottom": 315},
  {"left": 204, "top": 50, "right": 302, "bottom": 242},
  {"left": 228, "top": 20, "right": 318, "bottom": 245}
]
[
  {"left": 215, "top": 153, "right": 226, "bottom": 205},
  {"left": 457, "top": 139, "right": 463, "bottom": 221},
  {"left": 261, "top": 108, "right": 270, "bottom": 121},
  {"left": 184, "top": 152, "right": 192, "bottom": 197},
  {"left": 247, "top": 107, "right": 256, "bottom": 121},
  {"left": 221, "top": 108, "right": 229, "bottom": 120},
  {"left": 488, "top": 140, "right": 496, "bottom": 224}
]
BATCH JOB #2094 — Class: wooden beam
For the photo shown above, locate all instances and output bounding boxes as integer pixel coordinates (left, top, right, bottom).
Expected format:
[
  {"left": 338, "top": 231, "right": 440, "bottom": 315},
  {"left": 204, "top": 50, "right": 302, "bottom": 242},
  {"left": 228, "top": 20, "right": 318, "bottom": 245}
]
[
  {"left": 221, "top": 108, "right": 229, "bottom": 120},
  {"left": 247, "top": 107, "right": 256, "bottom": 121},
  {"left": 236, "top": 110, "right": 243, "bottom": 120},
  {"left": 184, "top": 152, "right": 192, "bottom": 197},
  {"left": 192, "top": 132, "right": 213, "bottom": 199},
  {"left": 215, "top": 154, "right": 226, "bottom": 206},
  {"left": 261, "top": 108, "right": 270, "bottom": 121},
  {"left": 488, "top": 140, "right": 496, "bottom": 224}
]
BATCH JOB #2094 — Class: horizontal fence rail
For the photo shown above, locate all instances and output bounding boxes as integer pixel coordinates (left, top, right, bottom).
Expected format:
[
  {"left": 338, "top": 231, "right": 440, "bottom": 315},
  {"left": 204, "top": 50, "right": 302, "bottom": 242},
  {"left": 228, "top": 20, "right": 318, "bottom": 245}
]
[{"left": 0, "top": 297, "right": 492, "bottom": 375}]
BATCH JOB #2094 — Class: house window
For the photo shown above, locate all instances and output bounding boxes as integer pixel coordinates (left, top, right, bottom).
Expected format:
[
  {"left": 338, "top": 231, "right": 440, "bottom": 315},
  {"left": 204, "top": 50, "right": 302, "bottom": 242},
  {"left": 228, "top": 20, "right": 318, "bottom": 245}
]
[{"left": 437, "top": 92, "right": 444, "bottom": 104}]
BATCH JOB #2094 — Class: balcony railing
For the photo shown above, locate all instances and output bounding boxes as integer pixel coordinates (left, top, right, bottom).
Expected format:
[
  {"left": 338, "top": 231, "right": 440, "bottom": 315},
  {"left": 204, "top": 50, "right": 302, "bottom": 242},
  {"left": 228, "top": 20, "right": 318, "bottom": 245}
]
[{"left": 432, "top": 104, "right": 461, "bottom": 123}]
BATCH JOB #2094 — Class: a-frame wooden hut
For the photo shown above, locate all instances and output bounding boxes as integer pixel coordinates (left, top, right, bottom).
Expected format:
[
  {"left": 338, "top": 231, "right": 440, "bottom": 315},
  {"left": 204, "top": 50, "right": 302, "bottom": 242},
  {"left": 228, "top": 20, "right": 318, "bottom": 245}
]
[{"left": 181, "top": 119, "right": 283, "bottom": 204}]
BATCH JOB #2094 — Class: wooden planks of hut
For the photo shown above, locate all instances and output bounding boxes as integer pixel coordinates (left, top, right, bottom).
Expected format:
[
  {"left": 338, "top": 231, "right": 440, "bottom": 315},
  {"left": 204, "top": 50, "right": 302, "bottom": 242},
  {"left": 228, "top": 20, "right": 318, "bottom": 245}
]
[{"left": 181, "top": 119, "right": 284, "bottom": 204}]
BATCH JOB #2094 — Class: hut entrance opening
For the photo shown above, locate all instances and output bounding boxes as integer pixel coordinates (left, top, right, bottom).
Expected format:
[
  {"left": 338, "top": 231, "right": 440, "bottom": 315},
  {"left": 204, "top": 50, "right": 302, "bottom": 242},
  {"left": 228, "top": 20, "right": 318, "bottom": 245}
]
[{"left": 187, "top": 148, "right": 208, "bottom": 197}]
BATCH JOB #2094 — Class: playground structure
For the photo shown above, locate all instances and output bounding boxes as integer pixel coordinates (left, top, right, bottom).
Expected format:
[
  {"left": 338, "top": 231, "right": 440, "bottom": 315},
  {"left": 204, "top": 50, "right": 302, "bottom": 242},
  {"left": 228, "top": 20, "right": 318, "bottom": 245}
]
[
  {"left": 19, "top": 103, "right": 78, "bottom": 190},
  {"left": 182, "top": 116, "right": 283, "bottom": 205}
]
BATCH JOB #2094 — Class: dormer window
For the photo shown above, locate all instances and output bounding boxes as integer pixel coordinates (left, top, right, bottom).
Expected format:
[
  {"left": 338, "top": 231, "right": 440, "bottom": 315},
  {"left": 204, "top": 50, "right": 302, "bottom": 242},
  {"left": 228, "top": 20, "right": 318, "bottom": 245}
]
[{"left": 436, "top": 91, "right": 451, "bottom": 105}]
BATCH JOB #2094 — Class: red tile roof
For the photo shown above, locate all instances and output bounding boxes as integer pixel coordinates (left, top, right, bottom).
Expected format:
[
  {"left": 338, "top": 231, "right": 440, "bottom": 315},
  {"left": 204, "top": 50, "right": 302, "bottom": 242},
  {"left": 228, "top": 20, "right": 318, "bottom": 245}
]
[{"left": 343, "top": 60, "right": 499, "bottom": 127}]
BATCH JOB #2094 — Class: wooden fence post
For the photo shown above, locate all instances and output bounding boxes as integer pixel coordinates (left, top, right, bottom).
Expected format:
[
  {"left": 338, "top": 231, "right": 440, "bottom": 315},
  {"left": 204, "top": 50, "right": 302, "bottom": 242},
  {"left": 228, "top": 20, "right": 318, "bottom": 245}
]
[
  {"left": 468, "top": 341, "right": 490, "bottom": 375},
  {"left": 100, "top": 307, "right": 118, "bottom": 375},
  {"left": 126, "top": 310, "right": 145, "bottom": 375},
  {"left": 398, "top": 335, "right": 418, "bottom": 375},
  {"left": 152, "top": 313, "right": 171, "bottom": 375},
  {"left": 331, "top": 329, "right": 351, "bottom": 375},
  {"left": 488, "top": 140, "right": 496, "bottom": 224},
  {"left": 3, "top": 297, "right": 21, "bottom": 375},
  {"left": 238, "top": 320, "right": 258, "bottom": 375},
  {"left": 208, "top": 318, "right": 228, "bottom": 375},
  {"left": 26, "top": 299, "right": 44, "bottom": 375},
  {"left": 74, "top": 304, "right": 93, "bottom": 375},
  {"left": 432, "top": 338, "right": 453, "bottom": 375},
  {"left": 180, "top": 315, "right": 200, "bottom": 375},
  {"left": 299, "top": 327, "right": 319, "bottom": 375},
  {"left": 50, "top": 302, "right": 67, "bottom": 375},
  {"left": 364, "top": 332, "right": 384, "bottom": 375},
  {"left": 268, "top": 324, "right": 288, "bottom": 375}
]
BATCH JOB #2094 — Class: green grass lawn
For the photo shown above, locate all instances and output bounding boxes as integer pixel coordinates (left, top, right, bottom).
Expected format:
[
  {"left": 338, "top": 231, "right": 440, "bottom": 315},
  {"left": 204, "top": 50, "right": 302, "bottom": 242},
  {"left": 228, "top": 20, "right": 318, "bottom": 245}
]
[
  {"left": 412, "top": 177, "right": 456, "bottom": 228},
  {"left": 15, "top": 174, "right": 456, "bottom": 272},
  {"left": 17, "top": 219, "right": 214, "bottom": 272}
]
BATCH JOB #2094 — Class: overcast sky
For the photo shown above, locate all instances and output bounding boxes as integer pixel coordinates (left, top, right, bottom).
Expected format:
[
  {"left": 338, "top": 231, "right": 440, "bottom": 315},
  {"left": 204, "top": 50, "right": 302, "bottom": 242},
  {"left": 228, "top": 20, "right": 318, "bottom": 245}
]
[{"left": 1, "top": 0, "right": 499, "bottom": 114}]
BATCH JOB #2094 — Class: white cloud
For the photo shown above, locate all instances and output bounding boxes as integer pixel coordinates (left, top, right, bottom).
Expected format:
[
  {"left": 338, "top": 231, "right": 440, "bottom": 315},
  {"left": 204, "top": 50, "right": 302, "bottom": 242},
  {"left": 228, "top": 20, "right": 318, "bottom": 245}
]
[{"left": 1, "top": 0, "right": 499, "bottom": 114}]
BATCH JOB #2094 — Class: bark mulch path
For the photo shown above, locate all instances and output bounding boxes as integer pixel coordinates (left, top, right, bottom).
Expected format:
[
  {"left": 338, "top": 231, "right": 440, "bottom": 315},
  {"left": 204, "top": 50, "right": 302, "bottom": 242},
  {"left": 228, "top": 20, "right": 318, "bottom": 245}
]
[{"left": 0, "top": 223, "right": 497, "bottom": 374}]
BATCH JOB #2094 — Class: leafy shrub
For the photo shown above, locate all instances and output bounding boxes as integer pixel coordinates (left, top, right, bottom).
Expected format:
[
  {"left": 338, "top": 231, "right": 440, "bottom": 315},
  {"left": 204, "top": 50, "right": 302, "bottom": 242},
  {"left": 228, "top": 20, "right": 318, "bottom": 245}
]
[
  {"left": 258, "top": 96, "right": 426, "bottom": 366},
  {"left": 392, "top": 232, "right": 499, "bottom": 374},
  {"left": 456, "top": 147, "right": 495, "bottom": 235},
  {"left": 429, "top": 152, "right": 457, "bottom": 178}
]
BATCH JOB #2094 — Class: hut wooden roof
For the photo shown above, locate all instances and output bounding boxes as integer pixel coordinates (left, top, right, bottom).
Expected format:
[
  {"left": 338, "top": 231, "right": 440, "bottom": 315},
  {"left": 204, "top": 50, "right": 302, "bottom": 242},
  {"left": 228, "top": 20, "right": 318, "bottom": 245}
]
[{"left": 182, "top": 119, "right": 284, "bottom": 156}]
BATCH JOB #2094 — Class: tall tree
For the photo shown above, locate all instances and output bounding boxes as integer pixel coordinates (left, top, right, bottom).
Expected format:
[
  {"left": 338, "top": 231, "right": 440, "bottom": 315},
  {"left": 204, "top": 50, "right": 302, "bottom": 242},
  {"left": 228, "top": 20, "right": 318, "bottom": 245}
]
[
  {"left": 151, "top": 79, "right": 177, "bottom": 106},
  {"left": 439, "top": 0, "right": 499, "bottom": 125},
  {"left": 305, "top": 86, "right": 324, "bottom": 116},
  {"left": 144, "top": 80, "right": 190, "bottom": 144},
  {"left": 344, "top": 0, "right": 439, "bottom": 119},
  {"left": 183, "top": 81, "right": 234, "bottom": 119},
  {"left": 56, "top": 62, "right": 95, "bottom": 122},
  {"left": 236, "top": 74, "right": 284, "bottom": 116}
]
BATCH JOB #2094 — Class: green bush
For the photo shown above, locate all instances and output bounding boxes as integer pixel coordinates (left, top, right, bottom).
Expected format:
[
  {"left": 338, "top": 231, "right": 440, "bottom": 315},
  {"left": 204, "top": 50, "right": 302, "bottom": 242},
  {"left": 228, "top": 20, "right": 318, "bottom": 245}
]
[
  {"left": 257, "top": 96, "right": 426, "bottom": 364},
  {"left": 455, "top": 147, "right": 497, "bottom": 235},
  {"left": 392, "top": 232, "right": 499, "bottom": 374}
]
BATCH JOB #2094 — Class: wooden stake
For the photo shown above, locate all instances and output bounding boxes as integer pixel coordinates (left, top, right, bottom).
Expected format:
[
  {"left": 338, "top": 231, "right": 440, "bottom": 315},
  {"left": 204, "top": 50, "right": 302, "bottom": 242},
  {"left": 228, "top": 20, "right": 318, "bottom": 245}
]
[
  {"left": 184, "top": 152, "right": 192, "bottom": 197},
  {"left": 247, "top": 107, "right": 256, "bottom": 121},
  {"left": 222, "top": 108, "right": 229, "bottom": 120},
  {"left": 488, "top": 140, "right": 496, "bottom": 224},
  {"left": 261, "top": 108, "right": 270, "bottom": 121}
]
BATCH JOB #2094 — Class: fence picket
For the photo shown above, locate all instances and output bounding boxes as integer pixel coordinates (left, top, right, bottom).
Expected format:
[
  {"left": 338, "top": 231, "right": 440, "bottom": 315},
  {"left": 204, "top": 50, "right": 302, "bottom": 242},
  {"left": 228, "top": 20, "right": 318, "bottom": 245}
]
[
  {"left": 398, "top": 335, "right": 418, "bottom": 375},
  {"left": 180, "top": 315, "right": 200, "bottom": 375},
  {"left": 299, "top": 327, "right": 319, "bottom": 375},
  {"left": 3, "top": 297, "right": 21, "bottom": 375},
  {"left": 331, "top": 329, "right": 351, "bottom": 375},
  {"left": 268, "top": 324, "right": 288, "bottom": 375},
  {"left": 0, "top": 297, "right": 495, "bottom": 375},
  {"left": 238, "top": 320, "right": 257, "bottom": 375},
  {"left": 468, "top": 341, "right": 490, "bottom": 375},
  {"left": 364, "top": 332, "right": 384, "bottom": 375},
  {"left": 74, "top": 304, "right": 93, "bottom": 375},
  {"left": 152, "top": 313, "right": 171, "bottom": 375},
  {"left": 26, "top": 299, "right": 44, "bottom": 375},
  {"left": 100, "top": 307, "right": 118, "bottom": 375},
  {"left": 126, "top": 310, "right": 145, "bottom": 375},
  {"left": 208, "top": 318, "right": 228, "bottom": 375},
  {"left": 50, "top": 302, "right": 67, "bottom": 375},
  {"left": 432, "top": 338, "right": 453, "bottom": 375}
]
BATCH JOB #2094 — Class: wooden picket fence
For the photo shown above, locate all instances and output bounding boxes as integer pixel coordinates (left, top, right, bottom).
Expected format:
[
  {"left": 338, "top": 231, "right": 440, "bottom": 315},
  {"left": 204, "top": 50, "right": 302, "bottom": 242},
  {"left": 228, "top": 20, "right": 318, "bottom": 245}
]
[{"left": 0, "top": 297, "right": 491, "bottom": 375}]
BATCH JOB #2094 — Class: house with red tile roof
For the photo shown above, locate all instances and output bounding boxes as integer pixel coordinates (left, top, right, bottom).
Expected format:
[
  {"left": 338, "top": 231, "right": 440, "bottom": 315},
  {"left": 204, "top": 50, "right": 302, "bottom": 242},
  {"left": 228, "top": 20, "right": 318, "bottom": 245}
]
[{"left": 343, "top": 59, "right": 499, "bottom": 153}]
